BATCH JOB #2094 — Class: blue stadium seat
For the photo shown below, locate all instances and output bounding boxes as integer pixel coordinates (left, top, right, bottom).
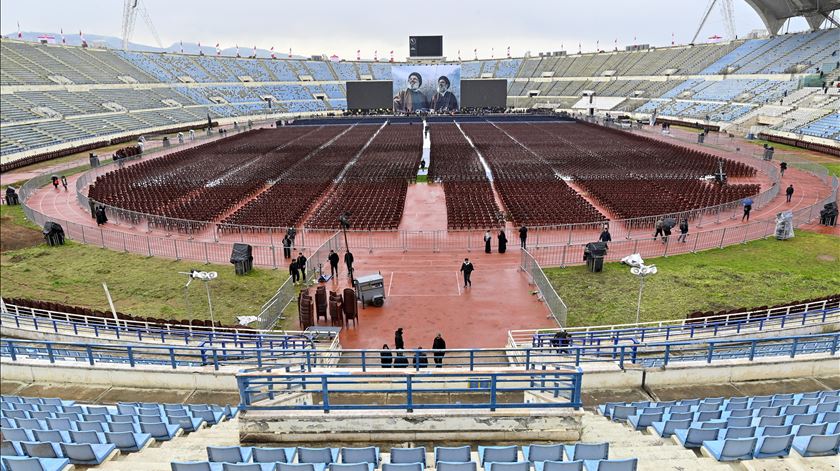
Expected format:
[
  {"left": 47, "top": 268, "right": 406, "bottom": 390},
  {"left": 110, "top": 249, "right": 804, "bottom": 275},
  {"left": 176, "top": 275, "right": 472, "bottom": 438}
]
[
  {"left": 673, "top": 427, "right": 719, "bottom": 448},
  {"left": 389, "top": 447, "right": 426, "bottom": 466},
  {"left": 1, "top": 457, "right": 71, "bottom": 471},
  {"left": 534, "top": 461, "right": 583, "bottom": 471},
  {"left": 59, "top": 442, "right": 117, "bottom": 465},
  {"left": 562, "top": 443, "right": 608, "bottom": 461},
  {"left": 522, "top": 444, "right": 563, "bottom": 463},
  {"left": 253, "top": 447, "right": 296, "bottom": 463},
  {"left": 582, "top": 459, "right": 637, "bottom": 471},
  {"left": 753, "top": 434, "right": 794, "bottom": 458},
  {"left": 382, "top": 464, "right": 423, "bottom": 471},
  {"left": 436, "top": 462, "right": 477, "bottom": 471},
  {"left": 103, "top": 431, "right": 152, "bottom": 452},
  {"left": 702, "top": 437, "right": 757, "bottom": 461},
  {"left": 435, "top": 447, "right": 471, "bottom": 463},
  {"left": 207, "top": 446, "right": 253, "bottom": 463},
  {"left": 791, "top": 433, "right": 840, "bottom": 457},
  {"left": 298, "top": 448, "right": 340, "bottom": 464},
  {"left": 478, "top": 446, "right": 518, "bottom": 467}
]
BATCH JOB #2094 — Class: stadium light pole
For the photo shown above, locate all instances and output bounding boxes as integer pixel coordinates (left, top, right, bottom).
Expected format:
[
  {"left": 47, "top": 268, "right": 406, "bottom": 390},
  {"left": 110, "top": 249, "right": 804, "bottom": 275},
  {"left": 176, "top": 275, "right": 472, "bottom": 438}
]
[
  {"left": 630, "top": 264, "right": 657, "bottom": 325},
  {"left": 338, "top": 212, "right": 353, "bottom": 286}
]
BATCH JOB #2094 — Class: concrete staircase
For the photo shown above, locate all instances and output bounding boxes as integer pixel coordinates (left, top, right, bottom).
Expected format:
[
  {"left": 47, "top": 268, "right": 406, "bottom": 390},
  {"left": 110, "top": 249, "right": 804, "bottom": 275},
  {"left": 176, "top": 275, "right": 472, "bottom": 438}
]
[
  {"left": 580, "top": 412, "right": 839, "bottom": 471},
  {"left": 94, "top": 417, "right": 240, "bottom": 471}
]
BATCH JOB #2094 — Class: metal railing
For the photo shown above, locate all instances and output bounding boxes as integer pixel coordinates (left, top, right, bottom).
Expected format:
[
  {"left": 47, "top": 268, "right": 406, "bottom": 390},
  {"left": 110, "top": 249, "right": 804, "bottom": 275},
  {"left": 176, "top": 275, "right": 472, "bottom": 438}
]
[
  {"left": 236, "top": 369, "right": 584, "bottom": 412},
  {"left": 520, "top": 249, "right": 567, "bottom": 326},
  {"left": 0, "top": 303, "right": 317, "bottom": 346},
  {"left": 526, "top": 307, "right": 839, "bottom": 347},
  {"left": 255, "top": 231, "right": 343, "bottom": 330},
  {"left": 3, "top": 332, "right": 837, "bottom": 373}
]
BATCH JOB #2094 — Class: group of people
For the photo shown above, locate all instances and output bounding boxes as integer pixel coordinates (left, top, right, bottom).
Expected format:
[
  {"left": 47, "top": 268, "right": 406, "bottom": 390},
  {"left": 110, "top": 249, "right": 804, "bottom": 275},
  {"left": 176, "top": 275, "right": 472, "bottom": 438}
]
[
  {"left": 288, "top": 249, "right": 356, "bottom": 285},
  {"left": 381, "top": 329, "right": 447, "bottom": 368},
  {"left": 327, "top": 249, "right": 355, "bottom": 279},
  {"left": 50, "top": 175, "right": 68, "bottom": 192},
  {"left": 480, "top": 226, "right": 530, "bottom": 253},
  {"left": 652, "top": 218, "right": 690, "bottom": 243}
]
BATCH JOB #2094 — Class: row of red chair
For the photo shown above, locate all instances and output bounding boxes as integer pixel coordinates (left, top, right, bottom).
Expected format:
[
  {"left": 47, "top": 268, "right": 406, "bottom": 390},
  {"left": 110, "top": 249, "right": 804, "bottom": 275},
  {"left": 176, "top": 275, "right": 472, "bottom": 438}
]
[
  {"left": 306, "top": 124, "right": 423, "bottom": 230},
  {"left": 222, "top": 125, "right": 378, "bottom": 228},
  {"left": 577, "top": 178, "right": 760, "bottom": 219},
  {"left": 429, "top": 124, "right": 503, "bottom": 229}
]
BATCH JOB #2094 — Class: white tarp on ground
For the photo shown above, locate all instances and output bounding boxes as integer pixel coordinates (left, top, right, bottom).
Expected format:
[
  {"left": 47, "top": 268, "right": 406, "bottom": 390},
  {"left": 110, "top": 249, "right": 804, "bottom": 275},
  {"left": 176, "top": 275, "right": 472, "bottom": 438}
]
[{"left": 572, "top": 96, "right": 626, "bottom": 111}]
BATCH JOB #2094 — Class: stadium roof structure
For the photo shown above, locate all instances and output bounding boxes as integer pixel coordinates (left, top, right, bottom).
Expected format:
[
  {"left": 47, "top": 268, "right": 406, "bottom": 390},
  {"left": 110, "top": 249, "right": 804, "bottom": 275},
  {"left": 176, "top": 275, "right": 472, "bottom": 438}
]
[{"left": 744, "top": 0, "right": 840, "bottom": 34}]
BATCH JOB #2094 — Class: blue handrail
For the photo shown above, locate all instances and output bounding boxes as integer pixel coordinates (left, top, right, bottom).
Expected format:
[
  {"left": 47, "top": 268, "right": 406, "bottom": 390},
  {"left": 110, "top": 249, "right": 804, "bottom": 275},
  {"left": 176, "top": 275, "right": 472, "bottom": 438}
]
[
  {"left": 1, "top": 308, "right": 316, "bottom": 348},
  {"left": 530, "top": 306, "right": 838, "bottom": 347},
  {"left": 235, "top": 369, "right": 585, "bottom": 412},
  {"left": 1, "top": 332, "right": 837, "bottom": 371}
]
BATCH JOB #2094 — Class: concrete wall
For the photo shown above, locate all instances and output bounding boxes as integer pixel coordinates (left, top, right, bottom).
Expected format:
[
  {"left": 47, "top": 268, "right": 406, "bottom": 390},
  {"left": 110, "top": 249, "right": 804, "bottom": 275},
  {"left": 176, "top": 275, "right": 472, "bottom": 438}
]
[
  {"left": 1, "top": 359, "right": 240, "bottom": 391},
  {"left": 578, "top": 353, "right": 840, "bottom": 389},
  {"left": 239, "top": 408, "right": 583, "bottom": 446}
]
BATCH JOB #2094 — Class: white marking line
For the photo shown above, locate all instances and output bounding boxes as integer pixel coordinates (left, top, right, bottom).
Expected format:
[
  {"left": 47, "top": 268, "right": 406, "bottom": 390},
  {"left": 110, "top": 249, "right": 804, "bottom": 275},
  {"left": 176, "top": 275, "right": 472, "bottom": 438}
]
[
  {"left": 388, "top": 272, "right": 394, "bottom": 297},
  {"left": 456, "top": 271, "right": 461, "bottom": 295}
]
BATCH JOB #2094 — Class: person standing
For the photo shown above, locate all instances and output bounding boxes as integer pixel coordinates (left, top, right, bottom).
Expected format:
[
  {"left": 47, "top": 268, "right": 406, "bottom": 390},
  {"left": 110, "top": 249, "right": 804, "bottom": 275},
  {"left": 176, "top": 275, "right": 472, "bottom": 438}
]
[
  {"left": 282, "top": 236, "right": 292, "bottom": 259},
  {"left": 662, "top": 224, "right": 671, "bottom": 244},
  {"left": 296, "top": 252, "right": 307, "bottom": 281},
  {"left": 393, "top": 350, "right": 409, "bottom": 368},
  {"left": 395, "top": 328, "right": 405, "bottom": 350},
  {"left": 60, "top": 176, "right": 68, "bottom": 191},
  {"left": 599, "top": 226, "right": 612, "bottom": 249},
  {"left": 432, "top": 333, "right": 446, "bottom": 367},
  {"left": 289, "top": 259, "right": 300, "bottom": 284},
  {"left": 677, "top": 219, "right": 689, "bottom": 243},
  {"left": 414, "top": 348, "right": 429, "bottom": 369},
  {"left": 483, "top": 231, "right": 492, "bottom": 254},
  {"left": 328, "top": 250, "right": 340, "bottom": 278},
  {"left": 780, "top": 161, "right": 787, "bottom": 177},
  {"left": 519, "top": 225, "right": 528, "bottom": 249},
  {"left": 344, "top": 251, "right": 355, "bottom": 278},
  {"left": 460, "top": 258, "right": 474, "bottom": 288},
  {"left": 742, "top": 199, "right": 753, "bottom": 222},
  {"left": 380, "top": 344, "right": 392, "bottom": 368},
  {"left": 653, "top": 218, "right": 664, "bottom": 240},
  {"left": 497, "top": 230, "right": 507, "bottom": 254},
  {"left": 786, "top": 184, "right": 794, "bottom": 203}
]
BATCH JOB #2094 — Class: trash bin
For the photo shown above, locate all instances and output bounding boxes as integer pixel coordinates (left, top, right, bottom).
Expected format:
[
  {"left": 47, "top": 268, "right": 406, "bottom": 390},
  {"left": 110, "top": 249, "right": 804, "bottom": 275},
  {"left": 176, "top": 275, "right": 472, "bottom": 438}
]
[
  {"left": 354, "top": 273, "right": 385, "bottom": 307},
  {"left": 43, "top": 222, "right": 65, "bottom": 246},
  {"left": 584, "top": 242, "right": 608, "bottom": 273},
  {"left": 775, "top": 211, "right": 794, "bottom": 240},
  {"left": 5, "top": 187, "right": 20, "bottom": 205},
  {"left": 230, "top": 243, "right": 254, "bottom": 275},
  {"left": 89, "top": 153, "right": 100, "bottom": 168},
  {"left": 820, "top": 202, "right": 838, "bottom": 226}
]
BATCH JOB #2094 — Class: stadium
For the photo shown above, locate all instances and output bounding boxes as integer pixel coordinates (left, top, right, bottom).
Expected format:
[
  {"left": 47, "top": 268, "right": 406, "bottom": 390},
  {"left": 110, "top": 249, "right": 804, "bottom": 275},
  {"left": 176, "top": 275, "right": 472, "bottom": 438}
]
[{"left": 0, "top": 0, "right": 839, "bottom": 470}]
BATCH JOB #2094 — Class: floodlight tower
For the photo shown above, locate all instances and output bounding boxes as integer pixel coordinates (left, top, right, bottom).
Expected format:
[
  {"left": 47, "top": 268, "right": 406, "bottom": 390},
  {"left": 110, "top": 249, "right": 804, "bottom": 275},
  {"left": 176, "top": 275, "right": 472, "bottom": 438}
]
[
  {"left": 690, "top": 0, "right": 737, "bottom": 44},
  {"left": 121, "top": 0, "right": 164, "bottom": 50}
]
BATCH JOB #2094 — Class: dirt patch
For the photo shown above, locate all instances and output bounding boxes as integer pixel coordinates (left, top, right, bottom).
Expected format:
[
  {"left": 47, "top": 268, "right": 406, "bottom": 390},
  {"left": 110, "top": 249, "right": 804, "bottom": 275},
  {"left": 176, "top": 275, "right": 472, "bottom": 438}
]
[
  {"left": 817, "top": 254, "right": 837, "bottom": 262},
  {"left": 0, "top": 216, "right": 43, "bottom": 252}
]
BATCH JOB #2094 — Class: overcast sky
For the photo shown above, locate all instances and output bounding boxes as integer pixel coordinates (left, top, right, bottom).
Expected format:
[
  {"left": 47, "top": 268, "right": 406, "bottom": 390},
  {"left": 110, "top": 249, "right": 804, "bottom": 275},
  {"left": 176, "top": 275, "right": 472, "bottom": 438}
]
[{"left": 1, "top": 0, "right": 820, "bottom": 59}]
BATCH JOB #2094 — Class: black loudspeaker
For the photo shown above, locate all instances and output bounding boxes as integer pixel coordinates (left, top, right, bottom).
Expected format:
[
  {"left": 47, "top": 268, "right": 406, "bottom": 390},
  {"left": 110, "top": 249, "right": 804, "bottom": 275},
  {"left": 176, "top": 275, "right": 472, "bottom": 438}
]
[
  {"left": 43, "top": 222, "right": 65, "bottom": 246},
  {"left": 230, "top": 243, "right": 254, "bottom": 275}
]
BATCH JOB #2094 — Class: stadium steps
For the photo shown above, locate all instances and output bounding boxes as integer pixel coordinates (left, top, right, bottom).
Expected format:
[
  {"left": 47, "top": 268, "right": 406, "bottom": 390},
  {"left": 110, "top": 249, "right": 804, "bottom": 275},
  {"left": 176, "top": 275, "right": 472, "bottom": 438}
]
[
  {"left": 580, "top": 413, "right": 738, "bottom": 471},
  {"left": 94, "top": 416, "right": 240, "bottom": 470}
]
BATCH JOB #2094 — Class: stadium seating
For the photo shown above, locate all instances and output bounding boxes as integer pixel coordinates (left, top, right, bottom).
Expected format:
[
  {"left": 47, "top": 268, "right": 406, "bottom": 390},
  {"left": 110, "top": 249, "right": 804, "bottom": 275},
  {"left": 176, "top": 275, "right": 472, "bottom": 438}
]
[{"left": 598, "top": 390, "right": 840, "bottom": 463}]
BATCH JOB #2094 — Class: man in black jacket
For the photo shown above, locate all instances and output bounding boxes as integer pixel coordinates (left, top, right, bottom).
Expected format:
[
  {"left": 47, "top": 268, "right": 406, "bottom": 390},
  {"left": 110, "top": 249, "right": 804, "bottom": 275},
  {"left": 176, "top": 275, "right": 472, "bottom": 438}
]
[
  {"left": 344, "top": 251, "right": 355, "bottom": 278},
  {"left": 432, "top": 333, "right": 446, "bottom": 367},
  {"left": 460, "top": 258, "right": 474, "bottom": 288},
  {"left": 289, "top": 260, "right": 300, "bottom": 284},
  {"left": 519, "top": 225, "right": 528, "bottom": 249},
  {"left": 328, "top": 250, "right": 340, "bottom": 278},
  {"left": 296, "top": 252, "right": 307, "bottom": 281}
]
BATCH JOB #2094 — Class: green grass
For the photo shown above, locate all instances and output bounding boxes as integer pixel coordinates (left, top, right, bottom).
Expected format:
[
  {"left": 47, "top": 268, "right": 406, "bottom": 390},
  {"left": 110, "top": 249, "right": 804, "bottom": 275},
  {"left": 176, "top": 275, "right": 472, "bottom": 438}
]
[
  {"left": 544, "top": 231, "right": 840, "bottom": 327},
  {"left": 0, "top": 204, "right": 41, "bottom": 231},
  {"left": 750, "top": 139, "right": 806, "bottom": 152},
  {"left": 823, "top": 163, "right": 840, "bottom": 178},
  {"left": 0, "top": 238, "right": 289, "bottom": 326},
  {"left": 415, "top": 174, "right": 428, "bottom": 183}
]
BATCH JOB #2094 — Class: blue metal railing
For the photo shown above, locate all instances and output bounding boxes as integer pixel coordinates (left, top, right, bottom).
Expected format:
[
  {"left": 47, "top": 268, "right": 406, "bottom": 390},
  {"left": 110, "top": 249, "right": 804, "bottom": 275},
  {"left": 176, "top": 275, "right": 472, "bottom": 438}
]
[
  {"left": 530, "top": 306, "right": 839, "bottom": 347},
  {"left": 1, "top": 306, "right": 316, "bottom": 348},
  {"left": 1, "top": 332, "right": 837, "bottom": 372},
  {"left": 236, "top": 369, "right": 584, "bottom": 412}
]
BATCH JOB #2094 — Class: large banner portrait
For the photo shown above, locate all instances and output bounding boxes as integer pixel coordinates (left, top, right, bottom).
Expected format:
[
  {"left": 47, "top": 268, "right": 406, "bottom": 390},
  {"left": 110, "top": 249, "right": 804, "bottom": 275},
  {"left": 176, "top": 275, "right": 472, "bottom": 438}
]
[{"left": 392, "top": 64, "right": 461, "bottom": 113}]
